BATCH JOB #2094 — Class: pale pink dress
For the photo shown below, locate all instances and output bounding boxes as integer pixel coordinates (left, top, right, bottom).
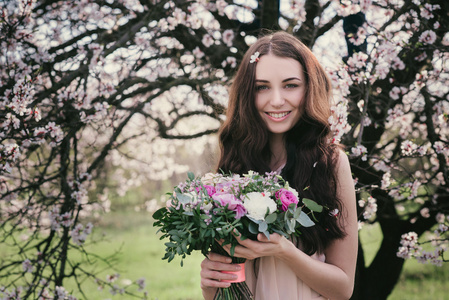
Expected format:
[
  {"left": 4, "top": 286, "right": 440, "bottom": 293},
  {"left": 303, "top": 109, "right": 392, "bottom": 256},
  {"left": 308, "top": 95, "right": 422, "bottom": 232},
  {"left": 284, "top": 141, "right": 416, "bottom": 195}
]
[
  {"left": 244, "top": 253, "right": 328, "bottom": 300},
  {"left": 242, "top": 164, "right": 328, "bottom": 299}
]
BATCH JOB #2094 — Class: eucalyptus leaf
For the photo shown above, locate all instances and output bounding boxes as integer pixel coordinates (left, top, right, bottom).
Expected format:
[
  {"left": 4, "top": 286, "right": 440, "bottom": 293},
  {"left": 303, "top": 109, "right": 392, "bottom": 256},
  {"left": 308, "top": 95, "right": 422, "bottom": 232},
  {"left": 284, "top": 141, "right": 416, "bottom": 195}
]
[
  {"left": 303, "top": 198, "right": 323, "bottom": 212},
  {"left": 265, "top": 213, "right": 277, "bottom": 224},
  {"left": 297, "top": 211, "right": 315, "bottom": 227},
  {"left": 187, "top": 171, "right": 195, "bottom": 181},
  {"left": 249, "top": 222, "right": 259, "bottom": 234},
  {"left": 177, "top": 193, "right": 193, "bottom": 205},
  {"left": 293, "top": 206, "right": 302, "bottom": 219},
  {"left": 258, "top": 221, "right": 268, "bottom": 232},
  {"left": 287, "top": 219, "right": 296, "bottom": 233}
]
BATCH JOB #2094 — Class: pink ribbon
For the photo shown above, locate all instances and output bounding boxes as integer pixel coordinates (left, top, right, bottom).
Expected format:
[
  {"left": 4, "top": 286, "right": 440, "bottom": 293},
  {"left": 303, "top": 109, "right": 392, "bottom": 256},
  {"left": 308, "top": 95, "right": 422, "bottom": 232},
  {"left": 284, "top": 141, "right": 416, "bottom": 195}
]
[{"left": 222, "top": 263, "right": 246, "bottom": 283}]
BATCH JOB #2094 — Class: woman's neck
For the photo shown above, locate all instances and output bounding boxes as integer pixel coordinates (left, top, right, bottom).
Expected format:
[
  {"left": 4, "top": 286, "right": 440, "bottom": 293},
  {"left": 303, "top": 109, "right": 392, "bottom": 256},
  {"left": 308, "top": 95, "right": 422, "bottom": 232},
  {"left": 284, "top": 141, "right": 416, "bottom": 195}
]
[{"left": 269, "top": 133, "right": 287, "bottom": 171}]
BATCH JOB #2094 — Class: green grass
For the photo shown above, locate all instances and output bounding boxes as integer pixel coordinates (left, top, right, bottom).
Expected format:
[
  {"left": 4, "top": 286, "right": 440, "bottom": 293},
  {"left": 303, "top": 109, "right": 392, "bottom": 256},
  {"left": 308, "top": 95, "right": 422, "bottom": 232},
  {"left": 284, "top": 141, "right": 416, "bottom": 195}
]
[
  {"left": 360, "top": 223, "right": 449, "bottom": 300},
  {"left": 2, "top": 212, "right": 448, "bottom": 299},
  {"left": 67, "top": 211, "right": 205, "bottom": 300}
]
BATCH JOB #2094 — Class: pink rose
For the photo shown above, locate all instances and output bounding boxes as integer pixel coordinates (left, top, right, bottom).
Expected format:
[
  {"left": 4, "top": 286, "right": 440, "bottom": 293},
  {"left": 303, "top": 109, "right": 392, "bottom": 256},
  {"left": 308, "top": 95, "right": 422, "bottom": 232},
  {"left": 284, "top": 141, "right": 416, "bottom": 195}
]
[
  {"left": 212, "top": 193, "right": 247, "bottom": 219},
  {"left": 197, "top": 185, "right": 216, "bottom": 197},
  {"left": 276, "top": 188, "right": 299, "bottom": 212},
  {"left": 233, "top": 203, "right": 247, "bottom": 219}
]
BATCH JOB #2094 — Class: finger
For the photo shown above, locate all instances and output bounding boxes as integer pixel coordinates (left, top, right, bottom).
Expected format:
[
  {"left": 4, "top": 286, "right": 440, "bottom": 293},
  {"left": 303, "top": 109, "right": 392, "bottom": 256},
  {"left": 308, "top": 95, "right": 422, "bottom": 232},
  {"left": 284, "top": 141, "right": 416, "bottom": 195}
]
[
  {"left": 201, "top": 266, "right": 242, "bottom": 285},
  {"left": 202, "top": 259, "right": 242, "bottom": 272},
  {"left": 201, "top": 277, "right": 231, "bottom": 289},
  {"left": 257, "top": 232, "right": 281, "bottom": 243},
  {"left": 206, "top": 252, "right": 232, "bottom": 263}
]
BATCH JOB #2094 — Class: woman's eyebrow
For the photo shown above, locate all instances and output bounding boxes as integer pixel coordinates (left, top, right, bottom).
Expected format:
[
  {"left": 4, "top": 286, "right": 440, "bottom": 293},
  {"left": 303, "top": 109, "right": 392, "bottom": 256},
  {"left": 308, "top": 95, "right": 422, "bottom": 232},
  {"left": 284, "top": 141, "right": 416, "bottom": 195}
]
[
  {"left": 282, "top": 77, "right": 302, "bottom": 82},
  {"left": 255, "top": 77, "right": 302, "bottom": 82}
]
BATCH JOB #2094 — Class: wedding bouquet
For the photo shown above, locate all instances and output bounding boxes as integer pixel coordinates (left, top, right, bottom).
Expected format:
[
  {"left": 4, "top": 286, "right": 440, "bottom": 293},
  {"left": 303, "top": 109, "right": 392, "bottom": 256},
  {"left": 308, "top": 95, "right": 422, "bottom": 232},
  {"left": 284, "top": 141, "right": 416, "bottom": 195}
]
[{"left": 152, "top": 171, "right": 323, "bottom": 300}]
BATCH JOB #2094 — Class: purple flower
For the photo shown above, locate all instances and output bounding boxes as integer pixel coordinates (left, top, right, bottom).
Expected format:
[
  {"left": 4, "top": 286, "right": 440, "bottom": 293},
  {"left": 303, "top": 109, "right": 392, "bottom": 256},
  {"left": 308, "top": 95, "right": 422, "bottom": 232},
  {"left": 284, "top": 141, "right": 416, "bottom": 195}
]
[
  {"left": 212, "top": 193, "right": 247, "bottom": 219},
  {"left": 276, "top": 188, "right": 299, "bottom": 212}
]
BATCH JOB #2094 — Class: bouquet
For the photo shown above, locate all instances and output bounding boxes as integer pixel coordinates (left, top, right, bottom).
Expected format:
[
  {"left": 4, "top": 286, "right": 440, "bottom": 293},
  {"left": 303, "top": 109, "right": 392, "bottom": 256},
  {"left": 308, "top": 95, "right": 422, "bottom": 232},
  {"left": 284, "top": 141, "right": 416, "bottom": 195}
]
[{"left": 152, "top": 171, "right": 323, "bottom": 300}]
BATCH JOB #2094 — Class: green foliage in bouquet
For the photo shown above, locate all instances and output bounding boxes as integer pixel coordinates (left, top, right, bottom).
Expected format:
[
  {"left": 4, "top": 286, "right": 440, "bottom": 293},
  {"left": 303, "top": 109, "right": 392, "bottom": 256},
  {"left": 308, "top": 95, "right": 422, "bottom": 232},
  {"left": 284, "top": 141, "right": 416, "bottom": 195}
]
[{"left": 153, "top": 171, "right": 323, "bottom": 299}]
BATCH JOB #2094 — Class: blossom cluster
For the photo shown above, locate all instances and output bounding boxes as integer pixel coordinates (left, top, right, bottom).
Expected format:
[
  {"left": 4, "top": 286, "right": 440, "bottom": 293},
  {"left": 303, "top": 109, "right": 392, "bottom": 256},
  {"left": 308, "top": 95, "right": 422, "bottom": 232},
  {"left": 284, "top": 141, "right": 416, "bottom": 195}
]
[{"left": 358, "top": 196, "right": 378, "bottom": 220}]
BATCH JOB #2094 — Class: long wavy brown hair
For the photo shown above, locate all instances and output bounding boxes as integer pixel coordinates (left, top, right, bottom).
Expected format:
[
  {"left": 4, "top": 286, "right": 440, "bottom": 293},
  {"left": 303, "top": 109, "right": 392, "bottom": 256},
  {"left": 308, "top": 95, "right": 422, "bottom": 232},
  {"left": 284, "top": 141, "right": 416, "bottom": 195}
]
[{"left": 217, "top": 31, "right": 345, "bottom": 255}]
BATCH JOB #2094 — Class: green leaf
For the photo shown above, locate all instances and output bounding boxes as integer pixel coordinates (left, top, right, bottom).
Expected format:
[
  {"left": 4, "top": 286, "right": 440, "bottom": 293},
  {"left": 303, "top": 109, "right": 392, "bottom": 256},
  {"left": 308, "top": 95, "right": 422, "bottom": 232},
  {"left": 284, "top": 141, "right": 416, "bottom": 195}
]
[
  {"left": 177, "top": 193, "right": 192, "bottom": 205},
  {"left": 258, "top": 221, "right": 268, "bottom": 232},
  {"left": 303, "top": 198, "right": 323, "bottom": 212},
  {"left": 187, "top": 171, "right": 195, "bottom": 181},
  {"left": 293, "top": 206, "right": 302, "bottom": 219},
  {"left": 287, "top": 219, "right": 295, "bottom": 233},
  {"left": 152, "top": 207, "right": 166, "bottom": 220},
  {"left": 165, "top": 242, "right": 177, "bottom": 248},
  {"left": 297, "top": 211, "right": 315, "bottom": 227},
  {"left": 248, "top": 222, "right": 259, "bottom": 235},
  {"left": 230, "top": 244, "right": 236, "bottom": 256},
  {"left": 265, "top": 213, "right": 277, "bottom": 224}
]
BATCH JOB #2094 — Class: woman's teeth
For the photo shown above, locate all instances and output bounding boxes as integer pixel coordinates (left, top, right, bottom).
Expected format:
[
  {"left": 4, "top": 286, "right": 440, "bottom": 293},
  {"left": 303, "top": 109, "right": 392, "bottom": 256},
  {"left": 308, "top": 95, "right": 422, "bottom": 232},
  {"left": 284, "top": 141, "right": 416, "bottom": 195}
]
[{"left": 267, "top": 112, "right": 289, "bottom": 118}]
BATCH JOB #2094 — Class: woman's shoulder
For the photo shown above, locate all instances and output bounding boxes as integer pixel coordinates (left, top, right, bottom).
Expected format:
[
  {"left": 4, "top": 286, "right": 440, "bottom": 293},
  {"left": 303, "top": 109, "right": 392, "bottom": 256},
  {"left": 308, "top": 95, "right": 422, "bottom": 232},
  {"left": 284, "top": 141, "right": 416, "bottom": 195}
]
[{"left": 334, "top": 148, "right": 352, "bottom": 177}]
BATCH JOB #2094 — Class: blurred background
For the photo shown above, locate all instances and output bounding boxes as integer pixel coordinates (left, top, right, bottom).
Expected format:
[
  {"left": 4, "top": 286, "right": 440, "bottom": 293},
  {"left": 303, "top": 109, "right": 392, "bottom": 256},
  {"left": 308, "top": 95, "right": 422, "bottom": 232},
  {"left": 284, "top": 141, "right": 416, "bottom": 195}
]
[{"left": 1, "top": 0, "right": 448, "bottom": 299}]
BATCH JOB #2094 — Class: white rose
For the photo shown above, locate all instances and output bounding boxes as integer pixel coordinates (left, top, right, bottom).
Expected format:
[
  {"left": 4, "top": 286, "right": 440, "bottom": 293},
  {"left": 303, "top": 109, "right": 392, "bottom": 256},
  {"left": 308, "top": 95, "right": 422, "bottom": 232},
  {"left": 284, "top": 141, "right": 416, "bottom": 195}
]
[{"left": 243, "top": 192, "right": 277, "bottom": 221}]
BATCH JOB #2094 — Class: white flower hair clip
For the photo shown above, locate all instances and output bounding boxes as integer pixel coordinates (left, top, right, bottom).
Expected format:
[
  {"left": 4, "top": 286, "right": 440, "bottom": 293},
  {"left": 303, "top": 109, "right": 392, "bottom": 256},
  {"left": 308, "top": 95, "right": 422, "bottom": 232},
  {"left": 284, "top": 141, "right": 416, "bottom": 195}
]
[{"left": 249, "top": 51, "right": 260, "bottom": 63}]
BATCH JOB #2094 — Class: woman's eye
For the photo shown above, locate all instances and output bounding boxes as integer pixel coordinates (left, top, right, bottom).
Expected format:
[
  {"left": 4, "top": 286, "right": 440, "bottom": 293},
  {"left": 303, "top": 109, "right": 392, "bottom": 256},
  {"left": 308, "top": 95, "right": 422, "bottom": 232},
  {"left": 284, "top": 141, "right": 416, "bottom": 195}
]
[
  {"left": 256, "top": 85, "right": 268, "bottom": 91},
  {"left": 285, "top": 84, "right": 298, "bottom": 89}
]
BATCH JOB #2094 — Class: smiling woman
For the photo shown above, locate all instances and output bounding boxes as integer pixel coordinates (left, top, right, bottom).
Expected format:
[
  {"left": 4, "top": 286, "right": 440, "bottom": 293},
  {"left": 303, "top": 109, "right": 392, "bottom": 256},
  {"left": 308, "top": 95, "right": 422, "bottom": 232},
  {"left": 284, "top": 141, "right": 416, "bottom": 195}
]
[
  {"left": 199, "top": 31, "right": 358, "bottom": 300},
  {"left": 254, "top": 54, "right": 306, "bottom": 140}
]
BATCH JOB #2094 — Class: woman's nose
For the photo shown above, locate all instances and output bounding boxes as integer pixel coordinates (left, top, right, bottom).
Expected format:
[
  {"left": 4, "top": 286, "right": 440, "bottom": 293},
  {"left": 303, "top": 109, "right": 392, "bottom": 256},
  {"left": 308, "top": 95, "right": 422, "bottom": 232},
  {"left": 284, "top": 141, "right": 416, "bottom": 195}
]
[{"left": 270, "top": 88, "right": 285, "bottom": 107}]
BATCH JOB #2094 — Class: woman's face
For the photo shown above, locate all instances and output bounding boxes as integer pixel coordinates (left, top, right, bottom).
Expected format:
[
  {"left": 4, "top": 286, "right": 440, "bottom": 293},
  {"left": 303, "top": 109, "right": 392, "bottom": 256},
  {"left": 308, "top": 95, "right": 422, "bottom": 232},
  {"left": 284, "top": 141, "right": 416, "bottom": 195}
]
[{"left": 254, "top": 53, "right": 306, "bottom": 137}]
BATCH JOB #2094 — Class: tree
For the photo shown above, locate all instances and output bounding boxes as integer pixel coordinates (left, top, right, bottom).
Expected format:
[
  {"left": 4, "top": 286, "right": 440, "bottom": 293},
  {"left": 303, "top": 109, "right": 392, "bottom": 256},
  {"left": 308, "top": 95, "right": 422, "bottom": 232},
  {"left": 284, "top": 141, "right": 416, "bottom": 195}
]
[{"left": 0, "top": 0, "right": 448, "bottom": 299}]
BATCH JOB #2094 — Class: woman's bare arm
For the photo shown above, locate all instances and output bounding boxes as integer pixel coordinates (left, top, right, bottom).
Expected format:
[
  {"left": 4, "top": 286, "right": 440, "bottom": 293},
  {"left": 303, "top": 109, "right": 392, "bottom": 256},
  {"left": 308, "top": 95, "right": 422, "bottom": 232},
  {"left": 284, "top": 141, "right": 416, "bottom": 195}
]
[{"left": 221, "top": 151, "right": 358, "bottom": 300}]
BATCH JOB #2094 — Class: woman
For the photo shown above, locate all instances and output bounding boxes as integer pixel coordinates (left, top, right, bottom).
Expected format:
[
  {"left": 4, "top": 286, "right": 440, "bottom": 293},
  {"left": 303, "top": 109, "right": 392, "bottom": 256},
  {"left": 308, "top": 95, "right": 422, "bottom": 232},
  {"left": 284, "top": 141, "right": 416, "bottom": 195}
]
[{"left": 200, "top": 31, "right": 358, "bottom": 300}]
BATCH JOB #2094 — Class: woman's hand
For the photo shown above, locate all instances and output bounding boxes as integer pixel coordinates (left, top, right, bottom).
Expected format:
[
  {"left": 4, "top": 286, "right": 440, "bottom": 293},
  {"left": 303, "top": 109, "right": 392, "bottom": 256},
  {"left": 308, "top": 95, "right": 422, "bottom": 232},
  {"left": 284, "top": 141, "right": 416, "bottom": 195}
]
[
  {"left": 220, "top": 232, "right": 293, "bottom": 260},
  {"left": 200, "top": 252, "right": 243, "bottom": 299}
]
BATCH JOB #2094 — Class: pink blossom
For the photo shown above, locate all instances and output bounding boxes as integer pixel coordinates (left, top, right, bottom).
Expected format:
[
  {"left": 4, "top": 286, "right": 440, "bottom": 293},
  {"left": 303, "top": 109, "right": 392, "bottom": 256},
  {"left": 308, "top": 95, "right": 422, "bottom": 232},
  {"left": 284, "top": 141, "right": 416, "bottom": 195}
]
[
  {"left": 275, "top": 188, "right": 299, "bottom": 211},
  {"left": 222, "top": 29, "right": 234, "bottom": 47},
  {"left": 197, "top": 185, "right": 216, "bottom": 197},
  {"left": 202, "top": 34, "right": 214, "bottom": 47},
  {"left": 401, "top": 140, "right": 418, "bottom": 156},
  {"left": 392, "top": 57, "right": 405, "bottom": 70},
  {"left": 212, "top": 193, "right": 246, "bottom": 219},
  {"left": 351, "top": 145, "right": 368, "bottom": 161},
  {"left": 389, "top": 86, "right": 401, "bottom": 100},
  {"left": 192, "top": 46, "right": 205, "bottom": 59},
  {"left": 419, "top": 30, "right": 437, "bottom": 45}
]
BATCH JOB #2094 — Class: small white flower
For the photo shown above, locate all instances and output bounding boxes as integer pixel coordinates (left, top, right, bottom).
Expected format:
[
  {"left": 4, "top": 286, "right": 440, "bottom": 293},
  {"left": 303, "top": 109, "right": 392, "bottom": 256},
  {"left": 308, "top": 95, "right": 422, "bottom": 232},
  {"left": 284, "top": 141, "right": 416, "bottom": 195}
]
[
  {"left": 329, "top": 208, "right": 339, "bottom": 217},
  {"left": 249, "top": 51, "right": 260, "bottom": 63}
]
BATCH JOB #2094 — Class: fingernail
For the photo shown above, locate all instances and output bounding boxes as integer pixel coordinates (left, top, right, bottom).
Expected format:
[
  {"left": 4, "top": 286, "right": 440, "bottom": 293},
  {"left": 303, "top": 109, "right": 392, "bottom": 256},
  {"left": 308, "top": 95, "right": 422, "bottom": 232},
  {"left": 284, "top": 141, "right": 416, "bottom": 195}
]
[{"left": 235, "top": 265, "right": 241, "bottom": 270}]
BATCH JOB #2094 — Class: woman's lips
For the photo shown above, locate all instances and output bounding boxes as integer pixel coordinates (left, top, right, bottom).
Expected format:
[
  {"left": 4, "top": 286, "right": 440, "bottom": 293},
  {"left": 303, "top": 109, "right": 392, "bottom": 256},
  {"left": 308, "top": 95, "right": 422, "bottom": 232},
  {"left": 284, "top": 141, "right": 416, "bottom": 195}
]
[{"left": 265, "top": 111, "right": 291, "bottom": 121}]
